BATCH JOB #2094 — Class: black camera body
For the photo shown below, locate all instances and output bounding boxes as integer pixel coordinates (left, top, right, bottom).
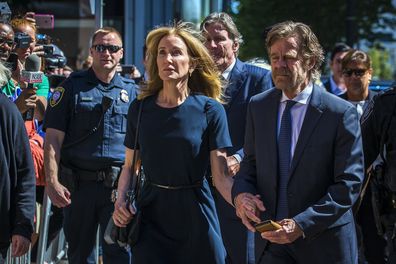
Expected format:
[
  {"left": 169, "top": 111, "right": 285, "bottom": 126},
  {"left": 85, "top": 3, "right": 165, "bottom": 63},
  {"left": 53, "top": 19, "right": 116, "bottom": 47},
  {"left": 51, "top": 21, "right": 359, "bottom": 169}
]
[
  {"left": 43, "top": 45, "right": 54, "bottom": 56},
  {"left": 5, "top": 52, "right": 18, "bottom": 72},
  {"left": 14, "top": 32, "right": 32, "bottom": 49},
  {"left": 45, "top": 56, "right": 67, "bottom": 69},
  {"left": 44, "top": 44, "right": 67, "bottom": 70}
]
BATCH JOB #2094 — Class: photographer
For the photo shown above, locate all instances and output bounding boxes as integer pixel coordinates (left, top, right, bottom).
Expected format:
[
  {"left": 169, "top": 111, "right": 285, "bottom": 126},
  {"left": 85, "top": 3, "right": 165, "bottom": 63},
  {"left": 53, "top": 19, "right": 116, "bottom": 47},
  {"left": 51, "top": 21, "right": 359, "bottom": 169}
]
[
  {"left": 43, "top": 43, "right": 67, "bottom": 76},
  {"left": 9, "top": 17, "right": 49, "bottom": 121}
]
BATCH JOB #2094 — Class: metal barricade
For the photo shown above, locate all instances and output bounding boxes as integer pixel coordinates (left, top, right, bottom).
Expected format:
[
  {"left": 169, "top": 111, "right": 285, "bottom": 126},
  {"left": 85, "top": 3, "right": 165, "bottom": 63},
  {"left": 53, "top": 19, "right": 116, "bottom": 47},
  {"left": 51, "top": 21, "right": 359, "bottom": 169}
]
[
  {"left": 4, "top": 244, "right": 31, "bottom": 264},
  {"left": 36, "top": 188, "right": 100, "bottom": 264},
  {"left": 36, "top": 189, "right": 68, "bottom": 264}
]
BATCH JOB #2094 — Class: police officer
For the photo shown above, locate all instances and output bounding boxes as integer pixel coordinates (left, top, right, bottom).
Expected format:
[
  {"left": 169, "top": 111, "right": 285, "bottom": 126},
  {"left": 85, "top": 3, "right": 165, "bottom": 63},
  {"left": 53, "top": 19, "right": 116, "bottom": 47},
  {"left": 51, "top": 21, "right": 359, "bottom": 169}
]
[
  {"left": 361, "top": 86, "right": 396, "bottom": 263},
  {"left": 44, "top": 27, "right": 136, "bottom": 264}
]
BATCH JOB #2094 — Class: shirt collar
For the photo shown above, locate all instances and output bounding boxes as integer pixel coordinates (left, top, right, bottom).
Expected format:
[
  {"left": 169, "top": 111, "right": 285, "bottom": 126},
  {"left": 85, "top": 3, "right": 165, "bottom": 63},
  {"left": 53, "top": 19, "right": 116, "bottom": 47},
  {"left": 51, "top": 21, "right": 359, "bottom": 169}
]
[
  {"left": 87, "top": 68, "right": 124, "bottom": 89},
  {"left": 330, "top": 75, "right": 346, "bottom": 95},
  {"left": 280, "top": 82, "right": 313, "bottom": 105},
  {"left": 222, "top": 58, "right": 236, "bottom": 80}
]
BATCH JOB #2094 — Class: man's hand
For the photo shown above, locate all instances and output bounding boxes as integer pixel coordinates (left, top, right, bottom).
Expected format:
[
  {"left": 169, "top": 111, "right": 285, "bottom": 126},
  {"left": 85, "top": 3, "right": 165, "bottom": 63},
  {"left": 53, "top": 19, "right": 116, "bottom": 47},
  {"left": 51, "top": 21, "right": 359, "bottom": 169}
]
[
  {"left": 260, "top": 218, "right": 303, "bottom": 244},
  {"left": 234, "top": 193, "right": 265, "bottom": 231},
  {"left": 14, "top": 87, "right": 38, "bottom": 113},
  {"left": 23, "top": 12, "right": 36, "bottom": 26},
  {"left": 226, "top": 156, "right": 240, "bottom": 176},
  {"left": 46, "top": 181, "right": 71, "bottom": 208},
  {"left": 32, "top": 45, "right": 45, "bottom": 57},
  {"left": 11, "top": 235, "right": 30, "bottom": 257}
]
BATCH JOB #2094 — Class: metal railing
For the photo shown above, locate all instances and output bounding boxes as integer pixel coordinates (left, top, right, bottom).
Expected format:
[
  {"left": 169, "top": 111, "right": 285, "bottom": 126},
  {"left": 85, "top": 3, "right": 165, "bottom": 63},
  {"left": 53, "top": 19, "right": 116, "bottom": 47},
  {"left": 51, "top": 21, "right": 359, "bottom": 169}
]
[
  {"left": 6, "top": 187, "right": 101, "bottom": 264},
  {"left": 4, "top": 245, "right": 31, "bottom": 264}
]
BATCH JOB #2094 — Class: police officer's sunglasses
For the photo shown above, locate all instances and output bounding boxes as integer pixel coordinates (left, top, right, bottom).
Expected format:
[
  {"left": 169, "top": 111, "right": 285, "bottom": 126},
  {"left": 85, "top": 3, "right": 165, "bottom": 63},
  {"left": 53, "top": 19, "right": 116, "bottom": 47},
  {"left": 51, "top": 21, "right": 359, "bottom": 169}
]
[
  {"left": 342, "top": 68, "right": 367, "bottom": 77},
  {"left": 92, "top": 44, "right": 122, "bottom": 53},
  {"left": 0, "top": 37, "right": 14, "bottom": 47}
]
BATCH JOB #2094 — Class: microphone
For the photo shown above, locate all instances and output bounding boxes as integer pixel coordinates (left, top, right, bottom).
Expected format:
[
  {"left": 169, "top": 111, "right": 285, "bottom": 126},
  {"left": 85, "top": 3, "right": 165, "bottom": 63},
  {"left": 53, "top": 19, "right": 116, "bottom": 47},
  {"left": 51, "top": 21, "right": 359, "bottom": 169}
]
[{"left": 21, "top": 54, "right": 43, "bottom": 121}]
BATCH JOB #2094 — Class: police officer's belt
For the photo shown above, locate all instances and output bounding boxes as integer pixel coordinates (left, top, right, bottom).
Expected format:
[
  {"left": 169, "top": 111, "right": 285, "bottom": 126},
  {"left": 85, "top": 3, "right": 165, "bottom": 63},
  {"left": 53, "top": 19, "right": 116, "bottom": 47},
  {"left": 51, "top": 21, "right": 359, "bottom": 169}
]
[
  {"left": 74, "top": 167, "right": 120, "bottom": 182},
  {"left": 149, "top": 180, "right": 202, "bottom": 190}
]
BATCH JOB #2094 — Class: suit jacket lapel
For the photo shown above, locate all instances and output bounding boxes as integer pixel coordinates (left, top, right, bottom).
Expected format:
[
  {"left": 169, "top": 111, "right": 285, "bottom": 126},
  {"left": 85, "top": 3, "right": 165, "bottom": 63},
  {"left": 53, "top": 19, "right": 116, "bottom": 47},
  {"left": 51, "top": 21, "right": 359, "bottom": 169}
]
[
  {"left": 363, "top": 90, "right": 376, "bottom": 112},
  {"left": 268, "top": 89, "right": 281, "bottom": 190},
  {"left": 224, "top": 59, "right": 247, "bottom": 111},
  {"left": 289, "top": 85, "right": 324, "bottom": 175}
]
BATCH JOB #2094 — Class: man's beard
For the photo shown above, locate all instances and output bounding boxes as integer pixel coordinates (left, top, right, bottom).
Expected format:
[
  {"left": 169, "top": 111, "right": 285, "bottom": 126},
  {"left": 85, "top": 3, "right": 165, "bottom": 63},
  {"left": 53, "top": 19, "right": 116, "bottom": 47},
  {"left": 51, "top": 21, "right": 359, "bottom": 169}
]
[{"left": 273, "top": 69, "right": 306, "bottom": 92}]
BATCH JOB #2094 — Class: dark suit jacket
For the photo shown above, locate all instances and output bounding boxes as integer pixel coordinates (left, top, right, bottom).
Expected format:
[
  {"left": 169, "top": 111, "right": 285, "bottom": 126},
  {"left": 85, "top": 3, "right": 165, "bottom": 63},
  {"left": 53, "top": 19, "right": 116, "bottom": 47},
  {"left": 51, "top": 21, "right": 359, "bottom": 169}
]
[
  {"left": 216, "top": 58, "right": 272, "bottom": 264},
  {"left": 232, "top": 84, "right": 364, "bottom": 262},
  {"left": 224, "top": 59, "right": 273, "bottom": 158},
  {"left": 338, "top": 89, "right": 378, "bottom": 114}
]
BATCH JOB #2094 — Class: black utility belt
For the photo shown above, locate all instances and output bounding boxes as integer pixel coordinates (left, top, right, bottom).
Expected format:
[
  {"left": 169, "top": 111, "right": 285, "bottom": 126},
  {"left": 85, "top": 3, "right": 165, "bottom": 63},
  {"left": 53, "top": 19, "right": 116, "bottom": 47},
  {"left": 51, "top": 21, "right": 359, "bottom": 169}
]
[
  {"left": 75, "top": 166, "right": 121, "bottom": 182},
  {"left": 59, "top": 164, "right": 121, "bottom": 191},
  {"left": 148, "top": 180, "right": 202, "bottom": 190}
]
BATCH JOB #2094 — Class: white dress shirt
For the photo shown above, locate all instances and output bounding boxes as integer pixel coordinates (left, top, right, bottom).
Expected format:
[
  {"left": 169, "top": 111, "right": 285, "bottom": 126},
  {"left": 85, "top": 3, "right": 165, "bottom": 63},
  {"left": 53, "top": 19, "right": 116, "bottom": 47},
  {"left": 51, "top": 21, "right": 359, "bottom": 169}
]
[{"left": 277, "top": 83, "right": 313, "bottom": 159}]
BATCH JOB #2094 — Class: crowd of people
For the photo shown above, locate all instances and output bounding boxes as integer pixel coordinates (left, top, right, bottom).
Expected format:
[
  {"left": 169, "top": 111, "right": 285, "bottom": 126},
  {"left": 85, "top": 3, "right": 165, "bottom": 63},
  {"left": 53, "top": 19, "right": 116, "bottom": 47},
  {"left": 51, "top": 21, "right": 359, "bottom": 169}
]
[{"left": 0, "top": 8, "right": 395, "bottom": 264}]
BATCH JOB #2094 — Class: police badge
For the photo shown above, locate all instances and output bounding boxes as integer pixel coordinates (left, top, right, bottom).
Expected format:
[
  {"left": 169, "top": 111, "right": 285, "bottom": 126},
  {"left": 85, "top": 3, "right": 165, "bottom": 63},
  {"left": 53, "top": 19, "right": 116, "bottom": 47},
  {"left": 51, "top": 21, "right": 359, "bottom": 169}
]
[{"left": 120, "top": 89, "right": 129, "bottom": 103}]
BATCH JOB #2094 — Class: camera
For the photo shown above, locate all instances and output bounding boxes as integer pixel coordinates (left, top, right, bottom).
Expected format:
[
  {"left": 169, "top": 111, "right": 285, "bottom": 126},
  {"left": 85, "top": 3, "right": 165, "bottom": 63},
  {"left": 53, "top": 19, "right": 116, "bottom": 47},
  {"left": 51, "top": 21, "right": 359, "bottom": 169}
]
[
  {"left": 45, "top": 56, "right": 67, "bottom": 69},
  {"left": 43, "top": 44, "right": 67, "bottom": 70},
  {"left": 14, "top": 32, "right": 32, "bottom": 49},
  {"left": 43, "top": 45, "right": 54, "bottom": 56},
  {"left": 0, "top": 2, "right": 11, "bottom": 23},
  {"left": 5, "top": 52, "right": 18, "bottom": 71}
]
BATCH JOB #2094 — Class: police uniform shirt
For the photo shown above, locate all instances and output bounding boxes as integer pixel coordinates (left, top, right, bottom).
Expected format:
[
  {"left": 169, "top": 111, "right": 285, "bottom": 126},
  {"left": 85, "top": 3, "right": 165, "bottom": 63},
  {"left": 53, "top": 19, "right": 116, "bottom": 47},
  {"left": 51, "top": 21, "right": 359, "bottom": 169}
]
[{"left": 43, "top": 69, "right": 137, "bottom": 171}]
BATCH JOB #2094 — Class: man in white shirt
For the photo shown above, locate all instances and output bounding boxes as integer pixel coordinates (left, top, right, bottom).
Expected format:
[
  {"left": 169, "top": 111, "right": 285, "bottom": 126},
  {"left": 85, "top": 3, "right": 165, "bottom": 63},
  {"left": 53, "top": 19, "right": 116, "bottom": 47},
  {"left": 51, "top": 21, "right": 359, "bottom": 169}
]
[{"left": 233, "top": 21, "right": 364, "bottom": 264}]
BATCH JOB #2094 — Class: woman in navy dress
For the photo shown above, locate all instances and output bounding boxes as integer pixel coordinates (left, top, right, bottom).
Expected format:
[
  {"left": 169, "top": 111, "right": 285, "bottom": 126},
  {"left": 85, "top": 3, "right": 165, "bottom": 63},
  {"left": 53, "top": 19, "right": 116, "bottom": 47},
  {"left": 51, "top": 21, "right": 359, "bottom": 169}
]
[{"left": 112, "top": 23, "right": 234, "bottom": 263}]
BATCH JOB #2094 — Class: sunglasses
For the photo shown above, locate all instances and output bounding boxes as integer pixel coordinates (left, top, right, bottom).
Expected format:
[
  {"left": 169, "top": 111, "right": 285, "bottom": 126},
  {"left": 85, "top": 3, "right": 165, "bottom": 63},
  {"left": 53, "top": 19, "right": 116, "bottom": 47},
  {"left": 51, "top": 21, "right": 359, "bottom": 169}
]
[
  {"left": 343, "top": 68, "right": 367, "bottom": 77},
  {"left": 0, "top": 38, "right": 14, "bottom": 47},
  {"left": 92, "top": 44, "right": 122, "bottom": 53}
]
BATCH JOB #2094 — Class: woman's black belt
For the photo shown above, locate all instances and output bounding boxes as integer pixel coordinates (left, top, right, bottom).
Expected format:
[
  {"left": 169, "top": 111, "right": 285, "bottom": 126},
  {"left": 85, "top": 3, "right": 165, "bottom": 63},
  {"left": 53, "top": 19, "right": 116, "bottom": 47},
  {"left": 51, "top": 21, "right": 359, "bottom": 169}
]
[{"left": 149, "top": 180, "right": 202, "bottom": 190}]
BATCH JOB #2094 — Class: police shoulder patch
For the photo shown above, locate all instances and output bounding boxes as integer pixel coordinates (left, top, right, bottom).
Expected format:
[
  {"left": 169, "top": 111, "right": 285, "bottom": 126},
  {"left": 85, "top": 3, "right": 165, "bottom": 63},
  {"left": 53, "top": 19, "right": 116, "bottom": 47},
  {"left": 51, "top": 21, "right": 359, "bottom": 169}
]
[{"left": 50, "top": 87, "right": 65, "bottom": 107}]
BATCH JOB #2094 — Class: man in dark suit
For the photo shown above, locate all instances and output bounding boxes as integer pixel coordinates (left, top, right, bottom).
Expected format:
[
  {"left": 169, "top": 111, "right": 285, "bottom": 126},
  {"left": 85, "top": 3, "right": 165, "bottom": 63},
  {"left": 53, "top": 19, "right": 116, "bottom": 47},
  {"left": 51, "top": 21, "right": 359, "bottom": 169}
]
[
  {"left": 201, "top": 12, "right": 272, "bottom": 264},
  {"left": 322, "top": 42, "right": 351, "bottom": 95},
  {"left": 232, "top": 21, "right": 364, "bottom": 263},
  {"left": 339, "top": 49, "right": 386, "bottom": 263}
]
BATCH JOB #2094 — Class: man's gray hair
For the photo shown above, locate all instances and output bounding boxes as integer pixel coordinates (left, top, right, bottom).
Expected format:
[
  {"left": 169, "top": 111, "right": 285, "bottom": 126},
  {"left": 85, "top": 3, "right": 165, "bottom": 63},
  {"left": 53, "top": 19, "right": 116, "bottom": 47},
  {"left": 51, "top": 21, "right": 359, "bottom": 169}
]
[
  {"left": 201, "top": 12, "right": 243, "bottom": 46},
  {"left": 266, "top": 21, "right": 324, "bottom": 81}
]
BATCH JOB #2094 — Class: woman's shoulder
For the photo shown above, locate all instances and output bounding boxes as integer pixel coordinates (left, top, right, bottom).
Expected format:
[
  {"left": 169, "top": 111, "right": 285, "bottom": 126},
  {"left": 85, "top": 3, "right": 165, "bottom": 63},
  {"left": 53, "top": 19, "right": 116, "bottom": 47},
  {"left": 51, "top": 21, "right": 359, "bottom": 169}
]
[
  {"left": 190, "top": 93, "right": 221, "bottom": 107},
  {"left": 188, "top": 94, "right": 225, "bottom": 120}
]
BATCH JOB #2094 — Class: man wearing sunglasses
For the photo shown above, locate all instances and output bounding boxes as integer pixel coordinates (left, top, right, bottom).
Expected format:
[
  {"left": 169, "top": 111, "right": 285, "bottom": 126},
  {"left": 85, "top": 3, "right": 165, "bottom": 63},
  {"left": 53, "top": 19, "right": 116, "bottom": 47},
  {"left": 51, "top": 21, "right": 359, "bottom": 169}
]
[
  {"left": 0, "top": 22, "right": 14, "bottom": 62},
  {"left": 44, "top": 27, "right": 136, "bottom": 264},
  {"left": 339, "top": 49, "right": 377, "bottom": 118},
  {"left": 339, "top": 49, "right": 385, "bottom": 264}
]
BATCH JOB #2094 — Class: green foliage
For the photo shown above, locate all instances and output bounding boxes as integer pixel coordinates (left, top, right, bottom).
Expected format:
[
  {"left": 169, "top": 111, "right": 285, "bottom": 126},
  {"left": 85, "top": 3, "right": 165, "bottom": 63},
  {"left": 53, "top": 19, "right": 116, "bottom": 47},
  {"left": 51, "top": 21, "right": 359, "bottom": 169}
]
[
  {"left": 368, "top": 45, "right": 393, "bottom": 80},
  {"left": 234, "top": 0, "right": 396, "bottom": 62}
]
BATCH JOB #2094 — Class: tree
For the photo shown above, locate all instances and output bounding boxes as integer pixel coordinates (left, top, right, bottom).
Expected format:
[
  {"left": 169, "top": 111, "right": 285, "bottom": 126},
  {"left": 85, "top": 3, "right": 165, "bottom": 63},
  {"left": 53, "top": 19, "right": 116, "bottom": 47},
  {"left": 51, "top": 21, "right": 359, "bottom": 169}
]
[
  {"left": 368, "top": 44, "right": 393, "bottom": 80},
  {"left": 234, "top": 0, "right": 396, "bottom": 62}
]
